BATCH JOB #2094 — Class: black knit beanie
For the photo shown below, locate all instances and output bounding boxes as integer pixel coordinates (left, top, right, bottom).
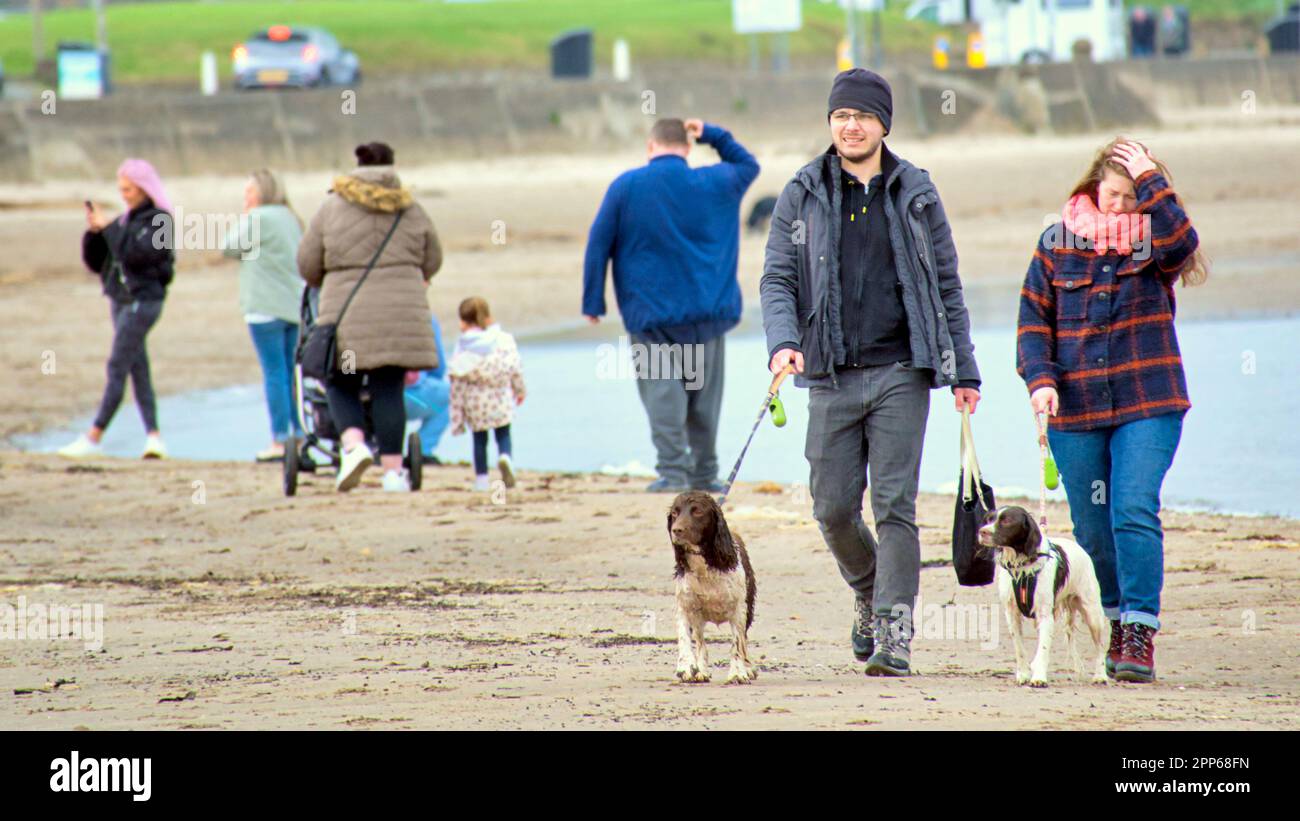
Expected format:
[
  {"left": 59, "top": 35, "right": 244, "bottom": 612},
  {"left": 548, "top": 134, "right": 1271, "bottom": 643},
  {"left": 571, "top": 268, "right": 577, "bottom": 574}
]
[
  {"left": 827, "top": 68, "right": 893, "bottom": 134},
  {"left": 355, "top": 142, "right": 395, "bottom": 166}
]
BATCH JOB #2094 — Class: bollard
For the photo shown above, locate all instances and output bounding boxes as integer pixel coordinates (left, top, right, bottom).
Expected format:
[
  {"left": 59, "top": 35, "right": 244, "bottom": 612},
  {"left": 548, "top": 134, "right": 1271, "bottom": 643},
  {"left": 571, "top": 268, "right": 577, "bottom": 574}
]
[{"left": 200, "top": 50, "right": 218, "bottom": 96}]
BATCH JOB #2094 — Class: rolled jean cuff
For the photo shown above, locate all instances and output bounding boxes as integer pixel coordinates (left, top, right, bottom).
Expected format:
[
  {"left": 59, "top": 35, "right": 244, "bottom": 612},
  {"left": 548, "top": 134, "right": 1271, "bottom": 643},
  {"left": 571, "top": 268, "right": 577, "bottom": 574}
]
[
  {"left": 1121, "top": 610, "right": 1160, "bottom": 631},
  {"left": 1103, "top": 606, "right": 1121, "bottom": 621}
]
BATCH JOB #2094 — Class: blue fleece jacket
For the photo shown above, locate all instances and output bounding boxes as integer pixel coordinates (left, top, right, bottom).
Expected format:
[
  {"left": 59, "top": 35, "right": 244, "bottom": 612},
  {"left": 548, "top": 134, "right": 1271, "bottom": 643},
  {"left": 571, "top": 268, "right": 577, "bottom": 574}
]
[{"left": 582, "top": 123, "right": 760, "bottom": 342}]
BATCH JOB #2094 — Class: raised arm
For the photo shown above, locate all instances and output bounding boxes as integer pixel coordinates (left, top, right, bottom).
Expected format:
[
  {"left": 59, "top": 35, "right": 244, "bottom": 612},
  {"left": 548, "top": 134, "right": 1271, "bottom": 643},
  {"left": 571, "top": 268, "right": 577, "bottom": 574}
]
[
  {"left": 696, "top": 122, "right": 760, "bottom": 197},
  {"left": 1134, "top": 169, "right": 1198, "bottom": 284}
]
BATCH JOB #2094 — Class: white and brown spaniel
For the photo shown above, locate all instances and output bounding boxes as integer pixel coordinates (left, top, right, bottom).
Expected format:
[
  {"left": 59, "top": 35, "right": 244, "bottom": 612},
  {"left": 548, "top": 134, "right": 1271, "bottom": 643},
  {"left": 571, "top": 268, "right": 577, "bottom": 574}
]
[
  {"left": 667, "top": 491, "right": 757, "bottom": 684},
  {"left": 979, "top": 505, "right": 1109, "bottom": 687}
]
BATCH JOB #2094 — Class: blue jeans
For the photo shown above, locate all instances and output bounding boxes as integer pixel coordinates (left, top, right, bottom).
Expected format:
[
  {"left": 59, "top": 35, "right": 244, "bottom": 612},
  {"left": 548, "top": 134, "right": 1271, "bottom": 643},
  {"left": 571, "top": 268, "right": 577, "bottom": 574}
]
[
  {"left": 1047, "top": 411, "right": 1184, "bottom": 630},
  {"left": 248, "top": 319, "right": 302, "bottom": 442},
  {"left": 403, "top": 376, "right": 450, "bottom": 457}
]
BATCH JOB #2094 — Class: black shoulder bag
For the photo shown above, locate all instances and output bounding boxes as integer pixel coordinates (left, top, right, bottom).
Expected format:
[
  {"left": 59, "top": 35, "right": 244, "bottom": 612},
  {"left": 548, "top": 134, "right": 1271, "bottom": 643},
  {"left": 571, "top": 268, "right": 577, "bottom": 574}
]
[
  {"left": 952, "top": 405, "right": 997, "bottom": 586},
  {"left": 299, "top": 209, "right": 405, "bottom": 381}
]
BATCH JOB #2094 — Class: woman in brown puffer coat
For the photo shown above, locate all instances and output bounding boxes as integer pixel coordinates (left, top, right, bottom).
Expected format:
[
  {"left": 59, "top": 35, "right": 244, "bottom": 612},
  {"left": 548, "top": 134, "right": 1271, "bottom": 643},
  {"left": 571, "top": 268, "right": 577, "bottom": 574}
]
[{"left": 298, "top": 142, "right": 442, "bottom": 493}]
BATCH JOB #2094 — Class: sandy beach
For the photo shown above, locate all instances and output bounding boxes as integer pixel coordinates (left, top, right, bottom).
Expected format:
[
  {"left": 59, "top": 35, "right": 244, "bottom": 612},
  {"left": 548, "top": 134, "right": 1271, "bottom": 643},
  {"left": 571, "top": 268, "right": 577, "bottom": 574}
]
[{"left": 2, "top": 120, "right": 1298, "bottom": 729}]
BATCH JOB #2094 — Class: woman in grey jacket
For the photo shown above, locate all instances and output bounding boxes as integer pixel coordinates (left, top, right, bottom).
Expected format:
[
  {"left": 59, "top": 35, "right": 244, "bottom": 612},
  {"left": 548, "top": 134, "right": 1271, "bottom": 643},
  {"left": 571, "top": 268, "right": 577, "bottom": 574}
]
[{"left": 222, "top": 169, "right": 306, "bottom": 462}]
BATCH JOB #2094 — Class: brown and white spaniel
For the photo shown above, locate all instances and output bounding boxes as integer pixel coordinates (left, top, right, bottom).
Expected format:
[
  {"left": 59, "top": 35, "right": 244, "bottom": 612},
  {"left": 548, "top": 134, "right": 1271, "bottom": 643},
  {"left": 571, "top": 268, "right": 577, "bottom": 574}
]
[
  {"left": 667, "top": 491, "right": 758, "bottom": 684},
  {"left": 979, "top": 505, "right": 1109, "bottom": 687}
]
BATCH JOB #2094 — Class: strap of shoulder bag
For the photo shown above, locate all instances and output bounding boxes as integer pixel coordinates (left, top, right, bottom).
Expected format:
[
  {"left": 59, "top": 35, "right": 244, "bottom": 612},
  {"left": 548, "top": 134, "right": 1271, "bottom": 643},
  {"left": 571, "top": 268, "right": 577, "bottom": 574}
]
[
  {"left": 335, "top": 209, "right": 405, "bottom": 326},
  {"left": 960, "top": 405, "right": 988, "bottom": 507}
]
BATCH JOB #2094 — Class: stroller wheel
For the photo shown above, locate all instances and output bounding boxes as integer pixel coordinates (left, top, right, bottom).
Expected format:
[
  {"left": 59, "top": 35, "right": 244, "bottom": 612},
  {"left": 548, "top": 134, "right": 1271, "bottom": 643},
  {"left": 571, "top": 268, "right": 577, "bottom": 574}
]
[
  {"left": 408, "top": 432, "right": 423, "bottom": 491},
  {"left": 283, "top": 436, "right": 299, "bottom": 497}
]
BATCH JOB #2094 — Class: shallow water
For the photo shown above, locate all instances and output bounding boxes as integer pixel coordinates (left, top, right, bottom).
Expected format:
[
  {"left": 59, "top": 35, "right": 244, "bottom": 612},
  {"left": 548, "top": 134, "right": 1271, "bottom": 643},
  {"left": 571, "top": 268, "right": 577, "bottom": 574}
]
[{"left": 21, "top": 316, "right": 1300, "bottom": 519}]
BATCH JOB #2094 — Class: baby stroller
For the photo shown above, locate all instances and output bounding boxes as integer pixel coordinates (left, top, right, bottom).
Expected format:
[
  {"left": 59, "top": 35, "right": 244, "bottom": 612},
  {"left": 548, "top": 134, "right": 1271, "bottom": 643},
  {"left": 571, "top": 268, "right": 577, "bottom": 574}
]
[{"left": 282, "top": 287, "right": 424, "bottom": 496}]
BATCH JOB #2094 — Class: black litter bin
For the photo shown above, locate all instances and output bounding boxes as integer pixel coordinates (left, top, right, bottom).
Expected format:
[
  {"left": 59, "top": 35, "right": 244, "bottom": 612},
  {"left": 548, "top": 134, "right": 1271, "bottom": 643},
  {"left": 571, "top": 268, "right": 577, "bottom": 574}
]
[
  {"left": 551, "top": 29, "right": 593, "bottom": 79},
  {"left": 1266, "top": 5, "right": 1300, "bottom": 53}
]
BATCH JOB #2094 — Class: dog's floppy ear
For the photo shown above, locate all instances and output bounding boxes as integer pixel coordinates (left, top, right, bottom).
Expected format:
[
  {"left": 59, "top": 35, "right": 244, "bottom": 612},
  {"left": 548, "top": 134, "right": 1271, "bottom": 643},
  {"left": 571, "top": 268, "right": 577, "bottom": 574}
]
[
  {"left": 700, "top": 496, "right": 738, "bottom": 571},
  {"left": 1023, "top": 510, "right": 1043, "bottom": 555}
]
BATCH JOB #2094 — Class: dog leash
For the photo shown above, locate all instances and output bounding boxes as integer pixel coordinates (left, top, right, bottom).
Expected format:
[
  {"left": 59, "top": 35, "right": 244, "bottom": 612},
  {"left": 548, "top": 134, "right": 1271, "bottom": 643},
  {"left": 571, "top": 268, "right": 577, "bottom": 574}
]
[
  {"left": 717, "top": 364, "right": 795, "bottom": 508},
  {"left": 1035, "top": 411, "right": 1050, "bottom": 530}
]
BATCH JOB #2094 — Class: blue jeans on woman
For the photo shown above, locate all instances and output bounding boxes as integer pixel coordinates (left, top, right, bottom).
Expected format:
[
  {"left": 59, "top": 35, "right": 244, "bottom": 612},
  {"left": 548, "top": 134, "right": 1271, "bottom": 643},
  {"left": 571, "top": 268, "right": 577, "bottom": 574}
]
[
  {"left": 1047, "top": 411, "right": 1184, "bottom": 630},
  {"left": 248, "top": 319, "right": 302, "bottom": 442}
]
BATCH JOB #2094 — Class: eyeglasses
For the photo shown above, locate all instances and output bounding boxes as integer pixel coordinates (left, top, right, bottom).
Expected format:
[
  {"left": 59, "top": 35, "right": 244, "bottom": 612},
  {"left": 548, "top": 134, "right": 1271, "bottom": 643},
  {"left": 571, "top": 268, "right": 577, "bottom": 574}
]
[{"left": 830, "top": 111, "right": 878, "bottom": 126}]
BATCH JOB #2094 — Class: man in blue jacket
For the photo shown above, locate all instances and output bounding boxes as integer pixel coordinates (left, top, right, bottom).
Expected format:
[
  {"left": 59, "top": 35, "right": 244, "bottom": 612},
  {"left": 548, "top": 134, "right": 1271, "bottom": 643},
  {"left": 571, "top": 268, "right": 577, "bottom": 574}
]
[{"left": 584, "top": 118, "right": 760, "bottom": 493}]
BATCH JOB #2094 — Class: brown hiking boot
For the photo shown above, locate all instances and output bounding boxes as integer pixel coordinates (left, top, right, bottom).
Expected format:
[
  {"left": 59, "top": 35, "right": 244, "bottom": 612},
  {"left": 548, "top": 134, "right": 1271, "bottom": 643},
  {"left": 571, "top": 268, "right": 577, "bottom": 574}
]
[
  {"left": 1105, "top": 620, "right": 1124, "bottom": 679},
  {"left": 1115, "top": 623, "right": 1157, "bottom": 683}
]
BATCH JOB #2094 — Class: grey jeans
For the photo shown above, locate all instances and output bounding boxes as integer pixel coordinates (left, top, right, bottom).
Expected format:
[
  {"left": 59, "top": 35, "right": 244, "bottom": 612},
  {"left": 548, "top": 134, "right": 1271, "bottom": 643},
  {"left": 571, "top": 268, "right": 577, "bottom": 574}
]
[
  {"left": 632, "top": 333, "right": 724, "bottom": 487},
  {"left": 806, "top": 362, "right": 930, "bottom": 620},
  {"left": 94, "top": 298, "right": 164, "bottom": 432}
]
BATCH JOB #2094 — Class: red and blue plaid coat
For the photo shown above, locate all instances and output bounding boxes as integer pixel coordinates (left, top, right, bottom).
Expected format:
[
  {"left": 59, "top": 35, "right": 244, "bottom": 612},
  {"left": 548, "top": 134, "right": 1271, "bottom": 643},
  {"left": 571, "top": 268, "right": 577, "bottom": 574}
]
[{"left": 1016, "top": 170, "right": 1198, "bottom": 431}]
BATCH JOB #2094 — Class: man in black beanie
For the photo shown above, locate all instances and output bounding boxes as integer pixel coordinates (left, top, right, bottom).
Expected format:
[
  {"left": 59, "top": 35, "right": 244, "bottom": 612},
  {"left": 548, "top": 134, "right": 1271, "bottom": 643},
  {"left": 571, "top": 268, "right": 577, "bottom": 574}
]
[{"left": 760, "top": 68, "right": 982, "bottom": 677}]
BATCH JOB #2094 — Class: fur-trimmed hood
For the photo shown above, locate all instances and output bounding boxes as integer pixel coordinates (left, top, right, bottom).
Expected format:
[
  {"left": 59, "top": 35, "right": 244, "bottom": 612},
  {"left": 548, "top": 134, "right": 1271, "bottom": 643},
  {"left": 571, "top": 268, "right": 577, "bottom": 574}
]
[{"left": 331, "top": 166, "right": 413, "bottom": 213}]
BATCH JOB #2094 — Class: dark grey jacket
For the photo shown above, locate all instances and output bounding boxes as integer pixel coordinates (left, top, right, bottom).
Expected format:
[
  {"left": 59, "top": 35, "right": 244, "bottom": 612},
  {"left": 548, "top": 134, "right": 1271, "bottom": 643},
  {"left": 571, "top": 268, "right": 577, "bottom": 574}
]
[{"left": 760, "top": 144, "right": 980, "bottom": 391}]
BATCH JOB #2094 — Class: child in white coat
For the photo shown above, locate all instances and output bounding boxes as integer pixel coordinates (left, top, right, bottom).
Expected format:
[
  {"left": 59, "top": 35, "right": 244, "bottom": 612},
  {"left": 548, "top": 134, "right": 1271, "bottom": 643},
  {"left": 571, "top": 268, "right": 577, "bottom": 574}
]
[{"left": 449, "top": 296, "right": 525, "bottom": 490}]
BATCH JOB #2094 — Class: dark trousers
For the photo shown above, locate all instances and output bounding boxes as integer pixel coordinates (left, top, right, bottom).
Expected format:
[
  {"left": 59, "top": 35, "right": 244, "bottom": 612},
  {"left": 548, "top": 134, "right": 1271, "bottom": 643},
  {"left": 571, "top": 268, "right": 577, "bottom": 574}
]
[
  {"left": 94, "top": 298, "right": 164, "bottom": 432},
  {"left": 472, "top": 425, "right": 512, "bottom": 475},
  {"left": 631, "top": 333, "right": 725, "bottom": 487},
  {"left": 325, "top": 366, "right": 407, "bottom": 456}
]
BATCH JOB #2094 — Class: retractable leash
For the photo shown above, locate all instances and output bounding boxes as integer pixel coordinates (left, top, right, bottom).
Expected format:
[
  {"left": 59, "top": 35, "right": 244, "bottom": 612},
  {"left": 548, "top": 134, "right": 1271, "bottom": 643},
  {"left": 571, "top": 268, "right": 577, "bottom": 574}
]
[
  {"left": 1035, "top": 411, "right": 1057, "bottom": 530},
  {"left": 717, "top": 364, "right": 795, "bottom": 507}
]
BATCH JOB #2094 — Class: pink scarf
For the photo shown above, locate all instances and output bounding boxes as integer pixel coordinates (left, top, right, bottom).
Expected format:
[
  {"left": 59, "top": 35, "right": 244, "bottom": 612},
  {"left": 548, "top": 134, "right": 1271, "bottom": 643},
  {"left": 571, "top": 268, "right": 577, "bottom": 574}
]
[
  {"left": 116, "top": 158, "right": 173, "bottom": 224},
  {"left": 1062, "top": 193, "right": 1145, "bottom": 256}
]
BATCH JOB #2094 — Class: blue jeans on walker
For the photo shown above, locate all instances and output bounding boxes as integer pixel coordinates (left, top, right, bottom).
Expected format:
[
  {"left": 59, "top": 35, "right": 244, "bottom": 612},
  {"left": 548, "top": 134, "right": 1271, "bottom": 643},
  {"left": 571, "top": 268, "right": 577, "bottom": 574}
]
[
  {"left": 1047, "top": 411, "right": 1184, "bottom": 630},
  {"left": 248, "top": 319, "right": 302, "bottom": 442},
  {"left": 403, "top": 375, "right": 450, "bottom": 457}
]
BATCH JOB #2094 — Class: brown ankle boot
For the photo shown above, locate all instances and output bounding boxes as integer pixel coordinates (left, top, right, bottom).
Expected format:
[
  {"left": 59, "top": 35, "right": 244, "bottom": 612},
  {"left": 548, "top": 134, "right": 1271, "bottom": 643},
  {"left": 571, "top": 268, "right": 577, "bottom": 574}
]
[
  {"left": 1115, "top": 623, "right": 1157, "bottom": 683},
  {"left": 1105, "top": 619, "right": 1124, "bottom": 679}
]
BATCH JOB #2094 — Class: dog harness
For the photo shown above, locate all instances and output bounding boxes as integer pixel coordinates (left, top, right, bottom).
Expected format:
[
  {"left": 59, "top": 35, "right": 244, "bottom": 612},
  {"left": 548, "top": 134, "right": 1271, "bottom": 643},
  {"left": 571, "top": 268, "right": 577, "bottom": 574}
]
[{"left": 1006, "top": 540, "right": 1062, "bottom": 619}]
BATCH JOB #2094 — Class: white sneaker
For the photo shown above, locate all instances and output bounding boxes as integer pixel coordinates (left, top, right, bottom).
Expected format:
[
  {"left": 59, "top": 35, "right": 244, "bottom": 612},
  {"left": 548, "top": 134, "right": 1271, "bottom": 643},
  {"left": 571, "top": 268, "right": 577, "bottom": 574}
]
[
  {"left": 336, "top": 443, "right": 374, "bottom": 492},
  {"left": 498, "top": 454, "right": 516, "bottom": 488},
  {"left": 473, "top": 474, "right": 490, "bottom": 492},
  {"left": 381, "top": 469, "right": 410, "bottom": 493},
  {"left": 141, "top": 433, "right": 167, "bottom": 460},
  {"left": 57, "top": 434, "right": 102, "bottom": 458}
]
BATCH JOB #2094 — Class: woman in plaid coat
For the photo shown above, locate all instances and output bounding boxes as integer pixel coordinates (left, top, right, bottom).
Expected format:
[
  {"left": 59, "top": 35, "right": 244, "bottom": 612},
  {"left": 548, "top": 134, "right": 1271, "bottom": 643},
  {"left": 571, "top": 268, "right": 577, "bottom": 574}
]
[{"left": 1016, "top": 138, "right": 1208, "bottom": 684}]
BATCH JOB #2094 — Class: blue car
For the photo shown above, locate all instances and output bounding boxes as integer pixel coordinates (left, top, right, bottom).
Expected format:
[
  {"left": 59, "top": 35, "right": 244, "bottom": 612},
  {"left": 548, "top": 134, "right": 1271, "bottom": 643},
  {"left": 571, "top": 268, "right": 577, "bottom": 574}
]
[{"left": 232, "top": 25, "right": 360, "bottom": 90}]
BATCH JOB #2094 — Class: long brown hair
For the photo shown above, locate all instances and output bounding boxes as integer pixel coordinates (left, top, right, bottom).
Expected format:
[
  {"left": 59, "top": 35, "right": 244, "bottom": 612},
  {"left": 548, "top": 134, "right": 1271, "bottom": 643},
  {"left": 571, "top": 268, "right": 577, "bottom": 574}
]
[
  {"left": 1069, "top": 137, "right": 1208, "bottom": 287},
  {"left": 458, "top": 296, "right": 492, "bottom": 329}
]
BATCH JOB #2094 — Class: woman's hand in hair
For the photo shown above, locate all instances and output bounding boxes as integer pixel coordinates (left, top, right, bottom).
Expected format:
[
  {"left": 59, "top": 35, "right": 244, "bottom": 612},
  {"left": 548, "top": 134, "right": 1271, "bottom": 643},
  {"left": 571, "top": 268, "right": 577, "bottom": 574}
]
[
  {"left": 1112, "top": 141, "right": 1157, "bottom": 180},
  {"left": 1030, "top": 386, "right": 1059, "bottom": 417}
]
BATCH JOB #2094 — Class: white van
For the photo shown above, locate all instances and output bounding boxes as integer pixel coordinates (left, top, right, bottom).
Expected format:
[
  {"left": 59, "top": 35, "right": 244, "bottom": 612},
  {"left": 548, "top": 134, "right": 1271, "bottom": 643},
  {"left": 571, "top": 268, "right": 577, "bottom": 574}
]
[{"left": 908, "top": 0, "right": 1128, "bottom": 65}]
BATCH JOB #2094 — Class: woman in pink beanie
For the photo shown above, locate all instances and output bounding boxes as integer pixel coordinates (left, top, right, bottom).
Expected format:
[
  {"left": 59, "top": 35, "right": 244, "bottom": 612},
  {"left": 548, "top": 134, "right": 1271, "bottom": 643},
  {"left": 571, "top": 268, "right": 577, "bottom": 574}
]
[{"left": 59, "top": 159, "right": 176, "bottom": 459}]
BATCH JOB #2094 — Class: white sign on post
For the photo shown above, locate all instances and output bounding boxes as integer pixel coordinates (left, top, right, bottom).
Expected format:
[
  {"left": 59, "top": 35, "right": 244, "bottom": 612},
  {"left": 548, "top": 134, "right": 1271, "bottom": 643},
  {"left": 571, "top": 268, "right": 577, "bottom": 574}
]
[{"left": 733, "top": 0, "right": 802, "bottom": 34}]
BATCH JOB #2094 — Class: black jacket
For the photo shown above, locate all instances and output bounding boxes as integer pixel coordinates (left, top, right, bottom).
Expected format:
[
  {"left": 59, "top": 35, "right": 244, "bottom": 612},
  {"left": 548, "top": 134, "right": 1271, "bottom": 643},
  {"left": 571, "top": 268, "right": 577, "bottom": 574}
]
[
  {"left": 82, "top": 203, "right": 174, "bottom": 302},
  {"left": 760, "top": 144, "right": 980, "bottom": 391}
]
